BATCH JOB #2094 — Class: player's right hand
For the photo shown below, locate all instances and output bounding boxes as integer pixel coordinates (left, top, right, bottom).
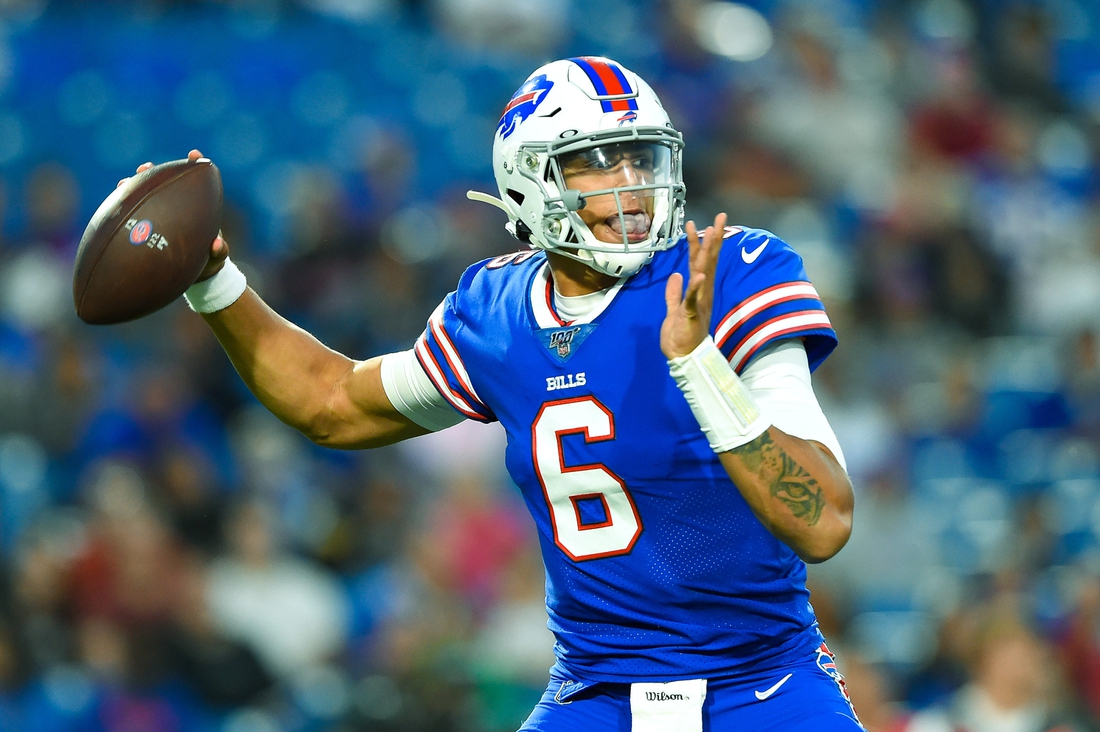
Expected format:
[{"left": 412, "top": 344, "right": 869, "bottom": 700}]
[
  {"left": 117, "top": 149, "right": 230, "bottom": 284},
  {"left": 660, "top": 212, "right": 726, "bottom": 360}
]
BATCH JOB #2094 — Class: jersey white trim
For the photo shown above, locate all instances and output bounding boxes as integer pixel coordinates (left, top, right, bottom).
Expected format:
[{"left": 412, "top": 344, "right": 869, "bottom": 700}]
[
  {"left": 714, "top": 282, "right": 820, "bottom": 348},
  {"left": 414, "top": 334, "right": 485, "bottom": 420},
  {"left": 729, "top": 311, "right": 833, "bottom": 372},
  {"left": 427, "top": 303, "right": 486, "bottom": 407}
]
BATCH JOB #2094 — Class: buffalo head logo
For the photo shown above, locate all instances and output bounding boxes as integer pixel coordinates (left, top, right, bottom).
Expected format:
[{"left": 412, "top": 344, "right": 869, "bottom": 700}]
[{"left": 497, "top": 74, "right": 554, "bottom": 140}]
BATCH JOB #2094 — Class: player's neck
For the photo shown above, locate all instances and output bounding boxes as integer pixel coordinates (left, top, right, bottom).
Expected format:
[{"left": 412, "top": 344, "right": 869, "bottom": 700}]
[{"left": 545, "top": 251, "right": 618, "bottom": 296}]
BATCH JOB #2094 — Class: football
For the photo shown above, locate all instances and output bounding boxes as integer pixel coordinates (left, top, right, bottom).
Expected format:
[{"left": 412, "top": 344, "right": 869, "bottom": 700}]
[{"left": 73, "top": 157, "right": 222, "bottom": 325}]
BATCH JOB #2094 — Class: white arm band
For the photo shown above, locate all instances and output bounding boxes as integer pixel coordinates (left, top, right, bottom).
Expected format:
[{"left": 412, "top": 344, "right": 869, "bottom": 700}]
[
  {"left": 183, "top": 258, "right": 247, "bottom": 314},
  {"left": 668, "top": 336, "right": 772, "bottom": 452},
  {"left": 380, "top": 349, "right": 465, "bottom": 432},
  {"left": 741, "top": 340, "right": 847, "bottom": 471}
]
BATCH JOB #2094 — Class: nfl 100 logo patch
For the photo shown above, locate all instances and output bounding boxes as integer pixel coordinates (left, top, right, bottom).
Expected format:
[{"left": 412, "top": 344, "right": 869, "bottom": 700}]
[{"left": 537, "top": 324, "right": 597, "bottom": 362}]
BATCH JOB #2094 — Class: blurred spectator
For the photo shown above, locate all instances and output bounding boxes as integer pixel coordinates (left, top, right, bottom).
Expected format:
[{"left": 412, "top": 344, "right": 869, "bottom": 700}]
[
  {"left": 69, "top": 462, "right": 185, "bottom": 629},
  {"left": 909, "top": 52, "right": 997, "bottom": 165},
  {"left": 10, "top": 518, "right": 77, "bottom": 677},
  {"left": 1056, "top": 572, "right": 1100, "bottom": 722},
  {"left": 982, "top": 4, "right": 1068, "bottom": 113},
  {"left": 324, "top": 473, "right": 411, "bottom": 573},
  {"left": 426, "top": 472, "right": 529, "bottom": 612},
  {"left": 164, "top": 552, "right": 273, "bottom": 708},
  {"left": 924, "top": 226, "right": 1011, "bottom": 337},
  {"left": 430, "top": 0, "right": 567, "bottom": 53},
  {"left": 22, "top": 162, "right": 81, "bottom": 254},
  {"left": 153, "top": 447, "right": 226, "bottom": 558},
  {"left": 206, "top": 499, "right": 350, "bottom": 679},
  {"left": 945, "top": 610, "right": 1080, "bottom": 732},
  {"left": 752, "top": 13, "right": 903, "bottom": 202},
  {"left": 470, "top": 545, "right": 555, "bottom": 732},
  {"left": 834, "top": 651, "right": 960, "bottom": 732}
]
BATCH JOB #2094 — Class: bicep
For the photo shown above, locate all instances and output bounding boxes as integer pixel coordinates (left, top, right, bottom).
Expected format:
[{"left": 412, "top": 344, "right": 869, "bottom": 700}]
[{"left": 319, "top": 355, "right": 434, "bottom": 449}]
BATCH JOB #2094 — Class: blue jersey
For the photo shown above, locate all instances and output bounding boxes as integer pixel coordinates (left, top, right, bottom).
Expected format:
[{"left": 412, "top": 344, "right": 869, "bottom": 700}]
[{"left": 415, "top": 227, "right": 838, "bottom": 682}]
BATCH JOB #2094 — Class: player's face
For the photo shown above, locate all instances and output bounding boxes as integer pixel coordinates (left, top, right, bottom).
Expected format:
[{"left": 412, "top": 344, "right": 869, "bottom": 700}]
[{"left": 559, "top": 142, "right": 665, "bottom": 244}]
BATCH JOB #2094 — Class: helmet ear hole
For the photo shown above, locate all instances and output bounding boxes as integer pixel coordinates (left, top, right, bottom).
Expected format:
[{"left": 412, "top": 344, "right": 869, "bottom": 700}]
[{"left": 507, "top": 189, "right": 525, "bottom": 206}]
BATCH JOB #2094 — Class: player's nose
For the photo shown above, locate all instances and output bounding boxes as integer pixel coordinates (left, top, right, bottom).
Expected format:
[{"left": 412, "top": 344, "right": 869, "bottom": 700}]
[
  {"left": 616, "top": 183, "right": 643, "bottom": 209},
  {"left": 612, "top": 159, "right": 641, "bottom": 182}
]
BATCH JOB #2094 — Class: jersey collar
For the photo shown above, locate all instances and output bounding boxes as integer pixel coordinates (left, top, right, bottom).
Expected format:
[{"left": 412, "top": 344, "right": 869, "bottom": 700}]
[{"left": 529, "top": 262, "right": 626, "bottom": 329}]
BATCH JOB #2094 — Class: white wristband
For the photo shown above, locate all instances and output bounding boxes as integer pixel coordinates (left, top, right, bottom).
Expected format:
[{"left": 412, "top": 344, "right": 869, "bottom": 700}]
[
  {"left": 668, "top": 336, "right": 772, "bottom": 453},
  {"left": 183, "top": 258, "right": 247, "bottom": 314}
]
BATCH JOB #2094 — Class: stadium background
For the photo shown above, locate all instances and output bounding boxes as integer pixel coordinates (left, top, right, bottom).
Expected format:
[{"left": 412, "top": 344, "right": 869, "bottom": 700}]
[{"left": 1, "top": 0, "right": 1099, "bottom": 729}]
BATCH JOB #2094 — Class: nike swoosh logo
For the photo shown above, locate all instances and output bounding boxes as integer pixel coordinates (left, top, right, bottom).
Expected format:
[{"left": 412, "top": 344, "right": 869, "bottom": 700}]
[
  {"left": 741, "top": 239, "right": 769, "bottom": 264},
  {"left": 754, "top": 673, "right": 793, "bottom": 701}
]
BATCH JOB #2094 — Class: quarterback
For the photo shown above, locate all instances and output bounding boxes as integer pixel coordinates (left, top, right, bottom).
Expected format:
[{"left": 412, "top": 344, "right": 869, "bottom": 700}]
[{"left": 148, "top": 57, "right": 861, "bottom": 730}]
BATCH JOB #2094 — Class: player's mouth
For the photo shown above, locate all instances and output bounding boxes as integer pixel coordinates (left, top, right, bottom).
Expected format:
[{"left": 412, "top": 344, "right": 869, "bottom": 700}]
[{"left": 606, "top": 211, "right": 652, "bottom": 242}]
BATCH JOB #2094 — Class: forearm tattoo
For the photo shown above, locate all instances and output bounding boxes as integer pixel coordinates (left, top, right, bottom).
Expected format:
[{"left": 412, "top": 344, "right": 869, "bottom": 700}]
[{"left": 735, "top": 431, "right": 824, "bottom": 526}]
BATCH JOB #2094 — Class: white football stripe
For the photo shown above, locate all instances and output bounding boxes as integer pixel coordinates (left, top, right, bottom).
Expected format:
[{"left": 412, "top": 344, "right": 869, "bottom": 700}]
[
  {"left": 715, "top": 282, "right": 819, "bottom": 347},
  {"left": 729, "top": 311, "right": 833, "bottom": 371},
  {"left": 428, "top": 305, "right": 487, "bottom": 408},
  {"left": 415, "top": 335, "right": 482, "bottom": 419},
  {"left": 530, "top": 265, "right": 564, "bottom": 329}
]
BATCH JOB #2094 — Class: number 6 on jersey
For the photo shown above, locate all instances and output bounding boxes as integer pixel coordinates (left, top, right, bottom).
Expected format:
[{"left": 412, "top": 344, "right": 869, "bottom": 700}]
[{"left": 533, "top": 397, "right": 643, "bottom": 561}]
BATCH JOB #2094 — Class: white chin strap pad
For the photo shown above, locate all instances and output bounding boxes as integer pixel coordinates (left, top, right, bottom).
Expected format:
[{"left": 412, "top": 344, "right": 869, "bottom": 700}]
[{"left": 589, "top": 250, "right": 653, "bottom": 278}]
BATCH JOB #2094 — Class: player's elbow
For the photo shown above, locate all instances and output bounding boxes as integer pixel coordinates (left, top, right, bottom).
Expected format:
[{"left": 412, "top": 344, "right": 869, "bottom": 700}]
[
  {"left": 301, "top": 403, "right": 367, "bottom": 450},
  {"left": 297, "top": 368, "right": 356, "bottom": 447},
  {"left": 295, "top": 408, "right": 340, "bottom": 447},
  {"left": 302, "top": 419, "right": 339, "bottom": 447},
  {"left": 796, "top": 514, "right": 852, "bottom": 564}
]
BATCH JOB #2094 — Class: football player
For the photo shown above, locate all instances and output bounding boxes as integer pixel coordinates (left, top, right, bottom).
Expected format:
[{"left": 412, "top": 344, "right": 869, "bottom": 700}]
[{"left": 151, "top": 57, "right": 861, "bottom": 730}]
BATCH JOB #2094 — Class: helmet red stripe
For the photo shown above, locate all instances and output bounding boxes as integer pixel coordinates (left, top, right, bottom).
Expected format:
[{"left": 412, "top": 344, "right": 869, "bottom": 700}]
[{"left": 576, "top": 57, "right": 629, "bottom": 96}]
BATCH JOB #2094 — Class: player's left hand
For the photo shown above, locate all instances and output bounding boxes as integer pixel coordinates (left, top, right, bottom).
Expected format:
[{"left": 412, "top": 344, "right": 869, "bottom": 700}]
[
  {"left": 118, "top": 149, "right": 229, "bottom": 283},
  {"left": 660, "top": 212, "right": 726, "bottom": 359}
]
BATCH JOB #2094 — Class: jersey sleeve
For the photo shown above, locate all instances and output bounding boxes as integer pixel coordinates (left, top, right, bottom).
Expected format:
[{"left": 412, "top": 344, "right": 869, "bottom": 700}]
[
  {"left": 412, "top": 281, "right": 498, "bottom": 424},
  {"left": 712, "top": 228, "right": 837, "bottom": 374}
]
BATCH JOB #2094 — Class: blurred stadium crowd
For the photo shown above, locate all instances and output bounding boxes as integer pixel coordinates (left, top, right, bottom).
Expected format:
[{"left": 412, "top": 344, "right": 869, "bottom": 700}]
[{"left": 1, "top": 0, "right": 1100, "bottom": 730}]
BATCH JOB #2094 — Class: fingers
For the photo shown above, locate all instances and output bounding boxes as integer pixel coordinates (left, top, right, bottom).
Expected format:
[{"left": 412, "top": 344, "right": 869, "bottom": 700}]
[
  {"left": 664, "top": 272, "right": 683, "bottom": 318},
  {"left": 118, "top": 160, "right": 153, "bottom": 188},
  {"left": 712, "top": 212, "right": 727, "bottom": 237},
  {"left": 685, "top": 220, "right": 699, "bottom": 261},
  {"left": 706, "top": 212, "right": 727, "bottom": 268},
  {"left": 682, "top": 271, "right": 706, "bottom": 316},
  {"left": 117, "top": 152, "right": 207, "bottom": 188},
  {"left": 688, "top": 213, "right": 727, "bottom": 283}
]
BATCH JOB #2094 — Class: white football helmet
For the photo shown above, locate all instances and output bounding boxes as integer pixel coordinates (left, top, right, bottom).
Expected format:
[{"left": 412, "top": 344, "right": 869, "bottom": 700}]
[{"left": 468, "top": 57, "right": 686, "bottom": 278}]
